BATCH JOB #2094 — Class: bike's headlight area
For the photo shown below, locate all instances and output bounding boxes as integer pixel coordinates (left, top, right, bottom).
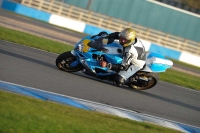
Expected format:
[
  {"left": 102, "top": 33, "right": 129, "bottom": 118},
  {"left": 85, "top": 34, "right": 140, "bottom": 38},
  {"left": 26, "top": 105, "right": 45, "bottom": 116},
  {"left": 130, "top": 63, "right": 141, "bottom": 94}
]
[
  {"left": 75, "top": 43, "right": 84, "bottom": 52},
  {"left": 74, "top": 41, "right": 90, "bottom": 53}
]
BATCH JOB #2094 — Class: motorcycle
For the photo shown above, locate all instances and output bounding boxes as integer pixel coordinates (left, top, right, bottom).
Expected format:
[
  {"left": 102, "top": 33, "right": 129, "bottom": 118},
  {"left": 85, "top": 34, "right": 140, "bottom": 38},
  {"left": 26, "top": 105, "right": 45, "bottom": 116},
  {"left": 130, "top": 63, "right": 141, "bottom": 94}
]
[{"left": 56, "top": 35, "right": 173, "bottom": 90}]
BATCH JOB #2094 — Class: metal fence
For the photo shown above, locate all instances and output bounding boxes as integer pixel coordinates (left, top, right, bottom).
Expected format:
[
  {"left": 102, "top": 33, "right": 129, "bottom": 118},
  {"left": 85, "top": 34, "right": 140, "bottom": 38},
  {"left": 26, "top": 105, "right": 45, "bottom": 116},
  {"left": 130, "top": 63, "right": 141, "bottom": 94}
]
[{"left": 12, "top": 0, "right": 200, "bottom": 55}]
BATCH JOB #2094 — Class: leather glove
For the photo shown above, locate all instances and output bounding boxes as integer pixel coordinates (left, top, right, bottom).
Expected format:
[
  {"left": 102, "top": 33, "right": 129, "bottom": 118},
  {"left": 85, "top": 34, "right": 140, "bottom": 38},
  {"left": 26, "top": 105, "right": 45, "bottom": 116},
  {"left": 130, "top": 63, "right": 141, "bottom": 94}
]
[
  {"left": 88, "top": 37, "right": 108, "bottom": 51},
  {"left": 106, "top": 63, "right": 124, "bottom": 72},
  {"left": 102, "top": 38, "right": 108, "bottom": 45},
  {"left": 120, "top": 64, "right": 129, "bottom": 70}
]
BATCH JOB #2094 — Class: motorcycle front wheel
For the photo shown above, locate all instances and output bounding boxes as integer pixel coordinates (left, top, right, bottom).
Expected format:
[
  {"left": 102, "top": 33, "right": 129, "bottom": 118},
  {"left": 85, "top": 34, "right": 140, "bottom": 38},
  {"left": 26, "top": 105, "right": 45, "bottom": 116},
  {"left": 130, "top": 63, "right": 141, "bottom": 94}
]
[
  {"left": 127, "top": 73, "right": 158, "bottom": 90},
  {"left": 56, "top": 51, "right": 82, "bottom": 72}
]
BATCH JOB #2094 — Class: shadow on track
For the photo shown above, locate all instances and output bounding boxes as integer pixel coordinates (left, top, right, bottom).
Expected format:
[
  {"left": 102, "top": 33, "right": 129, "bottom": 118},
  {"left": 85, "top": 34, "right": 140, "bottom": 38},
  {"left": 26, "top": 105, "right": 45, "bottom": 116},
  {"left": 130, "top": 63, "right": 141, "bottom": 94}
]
[{"left": 0, "top": 49, "right": 56, "bottom": 69}]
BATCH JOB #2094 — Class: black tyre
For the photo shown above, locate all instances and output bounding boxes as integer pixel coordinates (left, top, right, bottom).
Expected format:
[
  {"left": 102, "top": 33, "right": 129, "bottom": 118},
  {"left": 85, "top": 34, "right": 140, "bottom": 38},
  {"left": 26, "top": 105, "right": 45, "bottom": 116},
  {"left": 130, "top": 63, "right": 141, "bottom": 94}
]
[
  {"left": 128, "top": 73, "right": 159, "bottom": 90},
  {"left": 56, "top": 51, "right": 82, "bottom": 72}
]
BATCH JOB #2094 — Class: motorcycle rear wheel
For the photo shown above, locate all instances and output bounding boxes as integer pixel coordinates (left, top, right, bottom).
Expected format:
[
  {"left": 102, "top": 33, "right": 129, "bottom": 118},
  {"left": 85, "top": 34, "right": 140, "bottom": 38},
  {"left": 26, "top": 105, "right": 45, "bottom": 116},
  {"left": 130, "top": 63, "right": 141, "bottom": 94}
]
[
  {"left": 56, "top": 51, "right": 82, "bottom": 72},
  {"left": 128, "top": 73, "right": 158, "bottom": 90}
]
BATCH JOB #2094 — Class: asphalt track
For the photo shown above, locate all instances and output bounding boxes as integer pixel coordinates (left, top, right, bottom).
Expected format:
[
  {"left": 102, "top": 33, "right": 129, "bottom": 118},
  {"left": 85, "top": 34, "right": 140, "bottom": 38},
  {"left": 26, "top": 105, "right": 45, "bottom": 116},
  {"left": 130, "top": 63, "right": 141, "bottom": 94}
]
[{"left": 0, "top": 9, "right": 200, "bottom": 128}]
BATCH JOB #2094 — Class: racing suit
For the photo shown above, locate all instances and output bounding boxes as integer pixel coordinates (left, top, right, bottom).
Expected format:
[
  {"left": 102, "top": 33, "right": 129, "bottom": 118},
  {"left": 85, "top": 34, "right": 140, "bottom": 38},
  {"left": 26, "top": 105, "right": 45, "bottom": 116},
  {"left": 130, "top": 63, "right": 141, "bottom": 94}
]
[{"left": 89, "top": 32, "right": 146, "bottom": 85}]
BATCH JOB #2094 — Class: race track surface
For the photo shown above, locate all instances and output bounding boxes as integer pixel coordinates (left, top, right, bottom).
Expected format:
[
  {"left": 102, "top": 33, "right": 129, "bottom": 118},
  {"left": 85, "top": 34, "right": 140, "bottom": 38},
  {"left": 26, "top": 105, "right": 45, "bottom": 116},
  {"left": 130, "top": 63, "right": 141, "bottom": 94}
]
[{"left": 0, "top": 41, "right": 200, "bottom": 127}]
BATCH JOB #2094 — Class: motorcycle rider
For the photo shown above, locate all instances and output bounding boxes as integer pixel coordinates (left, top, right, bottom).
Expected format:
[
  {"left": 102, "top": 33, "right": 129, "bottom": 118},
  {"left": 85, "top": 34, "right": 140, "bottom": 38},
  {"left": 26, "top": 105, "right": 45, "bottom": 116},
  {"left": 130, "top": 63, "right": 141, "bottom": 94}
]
[{"left": 88, "top": 28, "right": 146, "bottom": 86}]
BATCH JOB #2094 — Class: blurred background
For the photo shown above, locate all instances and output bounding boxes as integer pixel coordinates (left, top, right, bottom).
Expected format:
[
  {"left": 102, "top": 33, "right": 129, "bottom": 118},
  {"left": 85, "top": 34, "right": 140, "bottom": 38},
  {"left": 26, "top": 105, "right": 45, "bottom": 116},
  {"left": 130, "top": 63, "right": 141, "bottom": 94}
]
[{"left": 1, "top": 0, "right": 200, "bottom": 66}]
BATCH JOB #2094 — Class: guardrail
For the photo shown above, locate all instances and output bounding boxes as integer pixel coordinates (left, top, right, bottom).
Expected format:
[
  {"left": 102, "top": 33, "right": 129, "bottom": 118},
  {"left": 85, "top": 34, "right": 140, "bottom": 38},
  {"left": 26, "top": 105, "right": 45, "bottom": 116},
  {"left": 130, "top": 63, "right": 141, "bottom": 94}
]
[{"left": 12, "top": 0, "right": 200, "bottom": 55}]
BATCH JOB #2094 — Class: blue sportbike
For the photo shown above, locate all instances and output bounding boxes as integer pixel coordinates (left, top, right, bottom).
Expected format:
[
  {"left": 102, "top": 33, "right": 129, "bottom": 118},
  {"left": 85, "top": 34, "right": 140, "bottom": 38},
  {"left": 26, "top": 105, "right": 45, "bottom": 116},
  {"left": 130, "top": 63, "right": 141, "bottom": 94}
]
[{"left": 56, "top": 36, "right": 173, "bottom": 90}]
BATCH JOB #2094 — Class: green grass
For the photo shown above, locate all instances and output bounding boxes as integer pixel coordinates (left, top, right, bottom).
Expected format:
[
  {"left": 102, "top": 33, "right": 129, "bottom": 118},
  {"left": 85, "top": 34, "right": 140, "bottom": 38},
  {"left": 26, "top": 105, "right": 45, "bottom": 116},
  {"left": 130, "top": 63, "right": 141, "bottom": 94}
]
[
  {"left": 0, "top": 26, "right": 73, "bottom": 54},
  {"left": 0, "top": 90, "right": 182, "bottom": 133},
  {"left": 170, "top": 58, "right": 200, "bottom": 71},
  {"left": 160, "top": 69, "right": 200, "bottom": 90},
  {"left": 0, "top": 25, "right": 200, "bottom": 90}
]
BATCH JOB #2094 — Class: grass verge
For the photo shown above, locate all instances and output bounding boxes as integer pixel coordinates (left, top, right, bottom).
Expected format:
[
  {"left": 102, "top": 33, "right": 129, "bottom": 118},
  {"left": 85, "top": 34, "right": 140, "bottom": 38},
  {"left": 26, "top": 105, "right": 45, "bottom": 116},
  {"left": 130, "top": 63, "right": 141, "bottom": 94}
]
[
  {"left": 0, "top": 26, "right": 73, "bottom": 54},
  {"left": 0, "top": 26, "right": 200, "bottom": 90},
  {"left": 160, "top": 69, "right": 200, "bottom": 90},
  {"left": 0, "top": 90, "right": 182, "bottom": 133}
]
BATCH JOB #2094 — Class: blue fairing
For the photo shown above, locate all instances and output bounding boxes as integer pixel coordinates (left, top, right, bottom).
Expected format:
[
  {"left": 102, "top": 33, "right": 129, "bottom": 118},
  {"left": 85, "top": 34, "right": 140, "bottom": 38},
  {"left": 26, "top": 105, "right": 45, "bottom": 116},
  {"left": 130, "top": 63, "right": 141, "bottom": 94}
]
[
  {"left": 104, "top": 54, "right": 122, "bottom": 64},
  {"left": 148, "top": 53, "right": 165, "bottom": 59},
  {"left": 73, "top": 36, "right": 172, "bottom": 75},
  {"left": 147, "top": 53, "right": 173, "bottom": 72},
  {"left": 149, "top": 64, "right": 171, "bottom": 72},
  {"left": 73, "top": 36, "right": 123, "bottom": 75}
]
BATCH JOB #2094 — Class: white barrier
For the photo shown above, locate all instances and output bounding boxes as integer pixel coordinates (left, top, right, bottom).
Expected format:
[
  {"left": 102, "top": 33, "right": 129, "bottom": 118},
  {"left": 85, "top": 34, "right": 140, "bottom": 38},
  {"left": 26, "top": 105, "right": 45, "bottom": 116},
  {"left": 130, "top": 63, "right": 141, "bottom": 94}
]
[{"left": 49, "top": 14, "right": 85, "bottom": 33}]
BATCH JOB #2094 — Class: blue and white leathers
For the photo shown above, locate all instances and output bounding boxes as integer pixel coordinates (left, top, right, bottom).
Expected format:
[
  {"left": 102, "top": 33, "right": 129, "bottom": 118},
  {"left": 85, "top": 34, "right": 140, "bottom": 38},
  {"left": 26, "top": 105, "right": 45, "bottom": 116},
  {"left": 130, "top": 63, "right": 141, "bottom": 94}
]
[{"left": 119, "top": 38, "right": 146, "bottom": 80}]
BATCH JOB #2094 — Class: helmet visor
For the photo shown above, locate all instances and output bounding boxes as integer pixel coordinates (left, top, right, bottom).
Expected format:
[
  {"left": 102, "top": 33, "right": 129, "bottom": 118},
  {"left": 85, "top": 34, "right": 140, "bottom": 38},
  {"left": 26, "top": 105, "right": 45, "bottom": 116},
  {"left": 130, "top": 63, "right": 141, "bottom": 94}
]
[{"left": 119, "top": 36, "right": 131, "bottom": 45}]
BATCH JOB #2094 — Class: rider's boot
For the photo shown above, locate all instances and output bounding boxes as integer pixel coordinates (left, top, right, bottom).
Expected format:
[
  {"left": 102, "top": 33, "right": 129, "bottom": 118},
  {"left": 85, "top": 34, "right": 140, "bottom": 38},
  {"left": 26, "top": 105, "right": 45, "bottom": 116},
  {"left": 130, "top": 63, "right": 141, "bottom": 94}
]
[{"left": 114, "top": 74, "right": 125, "bottom": 87}]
